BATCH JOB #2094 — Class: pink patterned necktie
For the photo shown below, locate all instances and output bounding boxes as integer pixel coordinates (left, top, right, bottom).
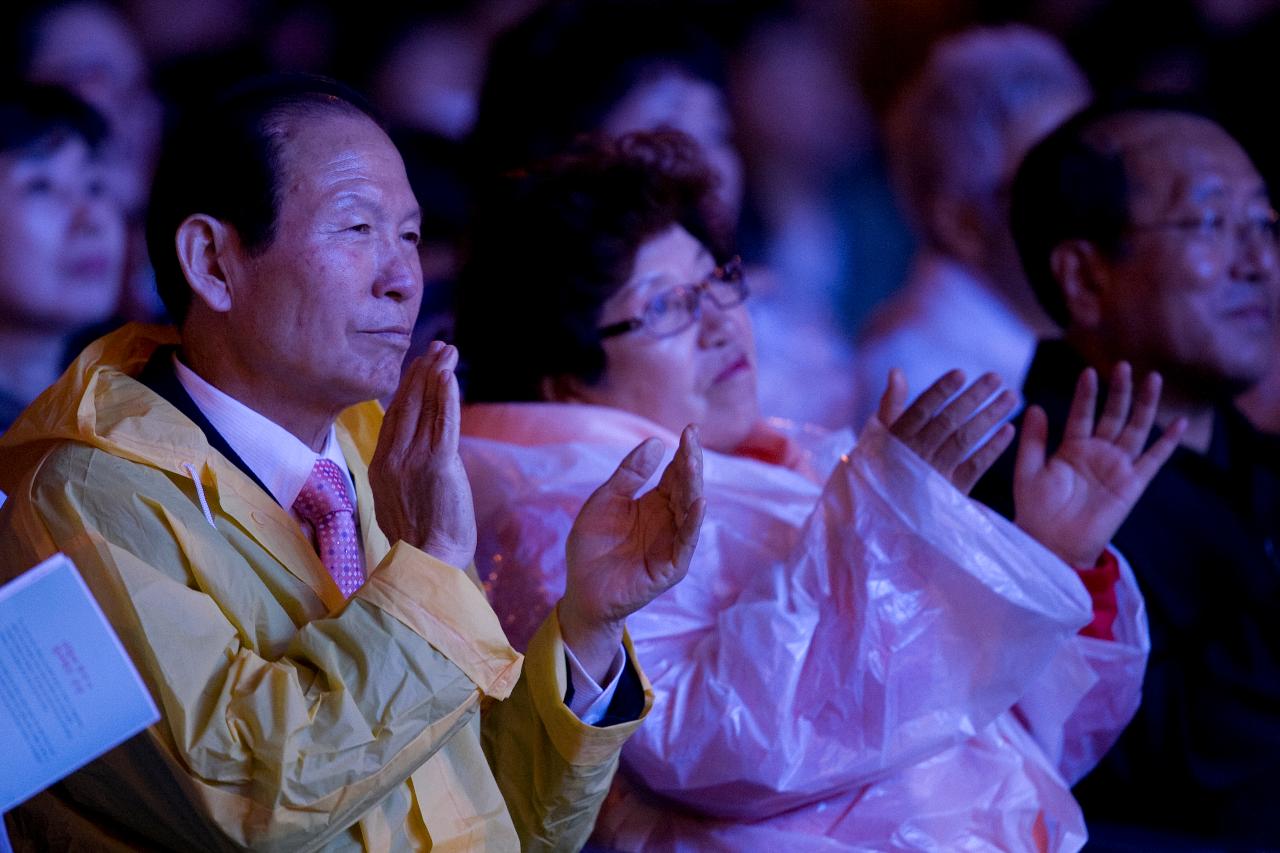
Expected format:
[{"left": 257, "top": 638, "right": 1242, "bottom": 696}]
[{"left": 292, "top": 458, "right": 365, "bottom": 598}]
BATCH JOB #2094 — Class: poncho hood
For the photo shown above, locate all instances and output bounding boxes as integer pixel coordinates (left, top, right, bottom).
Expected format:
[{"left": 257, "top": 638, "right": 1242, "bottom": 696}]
[{"left": 0, "top": 322, "right": 382, "bottom": 494}]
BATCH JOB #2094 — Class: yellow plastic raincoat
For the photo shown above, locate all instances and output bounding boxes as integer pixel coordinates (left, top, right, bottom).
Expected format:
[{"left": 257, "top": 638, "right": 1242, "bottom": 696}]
[{"left": 0, "top": 324, "right": 647, "bottom": 852}]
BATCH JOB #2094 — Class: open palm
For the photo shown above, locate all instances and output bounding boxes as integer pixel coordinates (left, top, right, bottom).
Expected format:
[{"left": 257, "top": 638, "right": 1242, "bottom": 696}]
[
  {"left": 1014, "top": 363, "right": 1185, "bottom": 567},
  {"left": 370, "top": 342, "right": 476, "bottom": 569},
  {"left": 563, "top": 426, "right": 706, "bottom": 629}
]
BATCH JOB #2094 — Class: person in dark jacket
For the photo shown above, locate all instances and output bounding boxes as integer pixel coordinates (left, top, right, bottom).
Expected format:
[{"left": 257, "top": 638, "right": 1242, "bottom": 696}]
[{"left": 974, "top": 100, "right": 1280, "bottom": 849}]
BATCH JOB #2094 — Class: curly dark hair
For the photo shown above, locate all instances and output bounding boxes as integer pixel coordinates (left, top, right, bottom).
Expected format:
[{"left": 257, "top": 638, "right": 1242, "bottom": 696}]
[{"left": 455, "top": 129, "right": 732, "bottom": 403}]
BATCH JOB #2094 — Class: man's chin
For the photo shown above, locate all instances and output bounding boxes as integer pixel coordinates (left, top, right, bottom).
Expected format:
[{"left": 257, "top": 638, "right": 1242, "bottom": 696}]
[
  {"left": 1225, "top": 370, "right": 1271, "bottom": 399},
  {"left": 1196, "top": 359, "right": 1271, "bottom": 400},
  {"left": 326, "top": 365, "right": 403, "bottom": 411},
  {"left": 370, "top": 375, "right": 404, "bottom": 407}
]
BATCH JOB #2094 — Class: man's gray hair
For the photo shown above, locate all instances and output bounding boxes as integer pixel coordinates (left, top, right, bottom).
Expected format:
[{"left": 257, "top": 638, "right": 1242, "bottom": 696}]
[{"left": 887, "top": 25, "right": 1089, "bottom": 247}]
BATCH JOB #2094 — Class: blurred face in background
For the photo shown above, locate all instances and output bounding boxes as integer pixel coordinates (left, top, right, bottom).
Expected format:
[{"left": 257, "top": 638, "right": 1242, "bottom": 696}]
[
  {"left": 603, "top": 70, "right": 744, "bottom": 222},
  {"left": 373, "top": 21, "right": 486, "bottom": 141},
  {"left": 26, "top": 1, "right": 162, "bottom": 217},
  {"left": 731, "top": 20, "right": 871, "bottom": 174},
  {"left": 0, "top": 136, "right": 125, "bottom": 333},
  {"left": 573, "top": 224, "right": 759, "bottom": 452}
]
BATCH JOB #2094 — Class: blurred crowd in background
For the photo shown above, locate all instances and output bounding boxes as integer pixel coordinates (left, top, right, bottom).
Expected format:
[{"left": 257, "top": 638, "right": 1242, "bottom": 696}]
[
  {"left": 7, "top": 2, "right": 1280, "bottom": 849},
  {"left": 7, "top": 0, "right": 1280, "bottom": 436}
]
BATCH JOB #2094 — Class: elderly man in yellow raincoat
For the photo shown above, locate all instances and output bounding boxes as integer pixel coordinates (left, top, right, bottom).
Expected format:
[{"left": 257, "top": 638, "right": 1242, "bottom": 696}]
[{"left": 0, "top": 76, "right": 705, "bottom": 852}]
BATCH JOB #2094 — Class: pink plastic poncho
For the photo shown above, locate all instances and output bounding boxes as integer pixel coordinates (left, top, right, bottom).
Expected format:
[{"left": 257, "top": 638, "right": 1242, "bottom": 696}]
[{"left": 461, "top": 402, "right": 1149, "bottom": 852}]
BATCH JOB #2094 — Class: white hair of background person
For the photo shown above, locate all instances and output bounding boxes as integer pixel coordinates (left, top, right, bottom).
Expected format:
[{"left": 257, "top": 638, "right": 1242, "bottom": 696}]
[{"left": 886, "top": 24, "right": 1090, "bottom": 251}]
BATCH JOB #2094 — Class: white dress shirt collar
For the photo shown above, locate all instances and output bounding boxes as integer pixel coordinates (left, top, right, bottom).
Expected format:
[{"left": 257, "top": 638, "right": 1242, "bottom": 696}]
[
  {"left": 172, "top": 355, "right": 352, "bottom": 513},
  {"left": 172, "top": 355, "right": 625, "bottom": 720}
]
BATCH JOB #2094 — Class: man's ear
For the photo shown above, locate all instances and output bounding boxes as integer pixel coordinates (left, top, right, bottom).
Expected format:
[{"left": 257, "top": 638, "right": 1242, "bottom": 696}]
[
  {"left": 175, "top": 214, "right": 240, "bottom": 313},
  {"left": 1050, "top": 240, "right": 1108, "bottom": 329}
]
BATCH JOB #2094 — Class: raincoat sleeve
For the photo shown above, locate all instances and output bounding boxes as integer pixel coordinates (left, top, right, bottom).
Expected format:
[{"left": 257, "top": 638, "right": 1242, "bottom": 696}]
[
  {"left": 1011, "top": 547, "right": 1150, "bottom": 785},
  {"left": 0, "top": 441, "right": 620, "bottom": 851},
  {"left": 616, "top": 419, "right": 1102, "bottom": 817},
  {"left": 479, "top": 419, "right": 1096, "bottom": 820},
  {"left": 483, "top": 610, "right": 650, "bottom": 852}
]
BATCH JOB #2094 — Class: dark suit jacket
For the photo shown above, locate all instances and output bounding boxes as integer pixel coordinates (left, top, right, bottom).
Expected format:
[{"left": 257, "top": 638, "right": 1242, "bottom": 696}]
[{"left": 974, "top": 339, "right": 1280, "bottom": 848}]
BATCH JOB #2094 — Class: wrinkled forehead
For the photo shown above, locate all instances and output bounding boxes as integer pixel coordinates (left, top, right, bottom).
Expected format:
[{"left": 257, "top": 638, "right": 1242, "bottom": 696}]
[
  {"left": 270, "top": 109, "right": 411, "bottom": 202},
  {"left": 271, "top": 109, "right": 378, "bottom": 171},
  {"left": 1102, "top": 113, "right": 1267, "bottom": 213}
]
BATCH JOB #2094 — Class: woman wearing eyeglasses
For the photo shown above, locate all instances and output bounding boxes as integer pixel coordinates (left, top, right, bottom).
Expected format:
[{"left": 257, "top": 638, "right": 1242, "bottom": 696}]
[{"left": 454, "top": 130, "right": 1181, "bottom": 851}]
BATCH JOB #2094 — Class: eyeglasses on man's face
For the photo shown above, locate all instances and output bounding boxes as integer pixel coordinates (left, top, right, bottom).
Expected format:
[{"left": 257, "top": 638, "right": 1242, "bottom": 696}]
[
  {"left": 597, "top": 256, "right": 749, "bottom": 340},
  {"left": 1128, "top": 206, "right": 1280, "bottom": 247}
]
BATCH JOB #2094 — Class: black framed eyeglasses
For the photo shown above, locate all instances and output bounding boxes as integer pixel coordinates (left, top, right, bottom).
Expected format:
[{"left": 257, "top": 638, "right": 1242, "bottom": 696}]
[{"left": 597, "top": 256, "right": 748, "bottom": 340}]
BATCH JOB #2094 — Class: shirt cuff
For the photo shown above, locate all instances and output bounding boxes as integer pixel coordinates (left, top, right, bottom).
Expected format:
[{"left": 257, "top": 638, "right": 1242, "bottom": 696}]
[
  {"left": 563, "top": 642, "right": 626, "bottom": 724},
  {"left": 1073, "top": 545, "right": 1121, "bottom": 641}
]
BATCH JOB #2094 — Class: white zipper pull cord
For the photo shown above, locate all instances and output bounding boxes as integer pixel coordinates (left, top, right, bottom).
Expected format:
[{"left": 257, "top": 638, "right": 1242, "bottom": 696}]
[{"left": 182, "top": 462, "right": 217, "bottom": 529}]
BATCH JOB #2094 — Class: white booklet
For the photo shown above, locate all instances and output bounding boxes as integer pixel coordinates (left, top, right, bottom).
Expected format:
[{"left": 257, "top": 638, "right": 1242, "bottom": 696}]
[{"left": 0, "top": 553, "right": 159, "bottom": 814}]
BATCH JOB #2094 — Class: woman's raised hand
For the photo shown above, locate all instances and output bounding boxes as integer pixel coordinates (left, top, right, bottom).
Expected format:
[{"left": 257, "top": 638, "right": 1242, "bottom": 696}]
[{"left": 878, "top": 368, "right": 1018, "bottom": 494}]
